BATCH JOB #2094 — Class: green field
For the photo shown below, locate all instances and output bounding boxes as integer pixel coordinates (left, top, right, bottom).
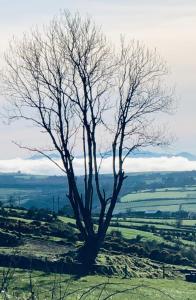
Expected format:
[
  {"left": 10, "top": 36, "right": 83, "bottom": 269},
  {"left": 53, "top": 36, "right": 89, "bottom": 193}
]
[
  {"left": 121, "top": 190, "right": 196, "bottom": 202},
  {"left": 115, "top": 188, "right": 196, "bottom": 213},
  {"left": 114, "top": 217, "right": 196, "bottom": 227},
  {"left": 58, "top": 216, "right": 76, "bottom": 224},
  {"left": 115, "top": 202, "right": 196, "bottom": 213},
  {"left": 0, "top": 268, "right": 195, "bottom": 300},
  {"left": 118, "top": 221, "right": 175, "bottom": 229},
  {"left": 108, "top": 226, "right": 166, "bottom": 242}
]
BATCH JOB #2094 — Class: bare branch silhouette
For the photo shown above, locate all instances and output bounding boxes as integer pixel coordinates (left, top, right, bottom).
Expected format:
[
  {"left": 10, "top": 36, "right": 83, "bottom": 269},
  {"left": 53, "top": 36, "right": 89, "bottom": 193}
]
[{"left": 2, "top": 10, "right": 174, "bottom": 268}]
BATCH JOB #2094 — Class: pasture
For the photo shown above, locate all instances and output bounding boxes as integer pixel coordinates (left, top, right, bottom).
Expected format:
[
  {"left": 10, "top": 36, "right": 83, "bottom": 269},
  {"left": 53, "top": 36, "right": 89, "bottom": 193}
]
[
  {"left": 0, "top": 268, "right": 195, "bottom": 300},
  {"left": 116, "top": 187, "right": 196, "bottom": 213}
]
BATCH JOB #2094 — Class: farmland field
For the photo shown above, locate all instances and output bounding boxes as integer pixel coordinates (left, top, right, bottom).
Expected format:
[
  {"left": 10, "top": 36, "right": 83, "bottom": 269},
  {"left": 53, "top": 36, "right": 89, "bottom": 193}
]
[
  {"left": 121, "top": 190, "right": 196, "bottom": 202},
  {"left": 115, "top": 202, "right": 196, "bottom": 213},
  {"left": 108, "top": 226, "right": 166, "bottom": 242},
  {"left": 113, "top": 217, "right": 196, "bottom": 226},
  {"left": 116, "top": 187, "right": 196, "bottom": 213}
]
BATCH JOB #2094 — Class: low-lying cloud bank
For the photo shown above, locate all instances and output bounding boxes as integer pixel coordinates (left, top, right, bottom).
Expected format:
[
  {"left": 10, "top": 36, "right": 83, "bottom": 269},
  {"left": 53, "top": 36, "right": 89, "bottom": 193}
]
[{"left": 1, "top": 156, "right": 196, "bottom": 176}]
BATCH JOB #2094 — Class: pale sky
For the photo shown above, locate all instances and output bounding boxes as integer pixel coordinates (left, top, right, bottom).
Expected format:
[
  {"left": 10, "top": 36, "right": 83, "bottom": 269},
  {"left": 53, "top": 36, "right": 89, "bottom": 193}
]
[{"left": 0, "top": 0, "right": 196, "bottom": 160}]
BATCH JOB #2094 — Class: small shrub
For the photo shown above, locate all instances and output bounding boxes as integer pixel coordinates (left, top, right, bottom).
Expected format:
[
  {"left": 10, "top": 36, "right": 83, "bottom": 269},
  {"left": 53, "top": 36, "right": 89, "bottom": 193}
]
[
  {"left": 0, "top": 231, "right": 22, "bottom": 247},
  {"left": 31, "top": 220, "right": 41, "bottom": 226}
]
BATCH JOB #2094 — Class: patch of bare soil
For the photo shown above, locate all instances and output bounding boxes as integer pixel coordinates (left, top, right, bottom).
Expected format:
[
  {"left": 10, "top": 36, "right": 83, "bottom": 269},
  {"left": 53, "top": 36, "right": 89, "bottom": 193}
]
[{"left": 15, "top": 237, "right": 74, "bottom": 259}]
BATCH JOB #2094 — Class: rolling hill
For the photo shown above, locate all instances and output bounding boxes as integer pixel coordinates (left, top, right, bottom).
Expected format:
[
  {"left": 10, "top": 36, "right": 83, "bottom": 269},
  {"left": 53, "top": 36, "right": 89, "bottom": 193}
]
[{"left": 0, "top": 171, "right": 196, "bottom": 213}]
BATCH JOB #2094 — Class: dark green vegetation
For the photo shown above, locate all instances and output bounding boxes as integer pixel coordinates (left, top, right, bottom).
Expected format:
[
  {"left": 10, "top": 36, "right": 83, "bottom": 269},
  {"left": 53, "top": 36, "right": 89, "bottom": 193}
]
[{"left": 0, "top": 173, "right": 69, "bottom": 211}]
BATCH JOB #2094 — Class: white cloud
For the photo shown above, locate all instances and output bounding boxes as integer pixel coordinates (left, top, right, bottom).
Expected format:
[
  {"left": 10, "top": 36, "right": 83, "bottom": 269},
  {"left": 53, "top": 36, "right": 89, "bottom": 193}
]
[{"left": 0, "top": 156, "right": 196, "bottom": 176}]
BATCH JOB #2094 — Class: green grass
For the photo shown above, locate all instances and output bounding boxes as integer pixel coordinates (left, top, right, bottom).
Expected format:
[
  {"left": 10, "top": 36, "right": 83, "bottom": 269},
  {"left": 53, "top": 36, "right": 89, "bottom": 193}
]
[
  {"left": 4, "top": 215, "right": 46, "bottom": 225},
  {"left": 118, "top": 221, "right": 175, "bottom": 229},
  {"left": 7, "top": 216, "right": 32, "bottom": 223},
  {"left": 118, "top": 218, "right": 196, "bottom": 226},
  {"left": 58, "top": 216, "right": 76, "bottom": 224},
  {"left": 58, "top": 215, "right": 195, "bottom": 245},
  {"left": 180, "top": 239, "right": 196, "bottom": 247},
  {"left": 57, "top": 214, "right": 168, "bottom": 243},
  {"left": 121, "top": 190, "right": 196, "bottom": 202},
  {"left": 119, "top": 190, "right": 196, "bottom": 213},
  {"left": 156, "top": 187, "right": 196, "bottom": 192},
  {"left": 182, "top": 219, "right": 196, "bottom": 226},
  {"left": 112, "top": 217, "right": 196, "bottom": 228},
  {"left": 108, "top": 226, "right": 166, "bottom": 243},
  {"left": 58, "top": 215, "right": 171, "bottom": 243},
  {"left": 114, "top": 217, "right": 174, "bottom": 224},
  {"left": 114, "top": 201, "right": 196, "bottom": 213},
  {"left": 0, "top": 268, "right": 195, "bottom": 299}
]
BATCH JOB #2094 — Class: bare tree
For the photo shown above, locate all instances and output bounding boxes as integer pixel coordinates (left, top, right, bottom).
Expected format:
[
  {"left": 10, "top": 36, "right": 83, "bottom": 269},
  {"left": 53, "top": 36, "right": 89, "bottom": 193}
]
[{"left": 2, "top": 11, "right": 173, "bottom": 268}]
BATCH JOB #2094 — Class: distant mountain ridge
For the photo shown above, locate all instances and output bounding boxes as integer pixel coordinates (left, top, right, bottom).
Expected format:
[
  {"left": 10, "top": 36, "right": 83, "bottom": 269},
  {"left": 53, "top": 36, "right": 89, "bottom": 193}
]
[
  {"left": 29, "top": 151, "right": 196, "bottom": 161},
  {"left": 128, "top": 151, "right": 196, "bottom": 161}
]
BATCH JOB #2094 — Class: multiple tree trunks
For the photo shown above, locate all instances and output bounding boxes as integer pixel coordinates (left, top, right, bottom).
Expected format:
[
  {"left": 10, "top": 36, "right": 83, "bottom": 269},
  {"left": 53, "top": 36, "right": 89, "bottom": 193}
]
[{"left": 2, "top": 11, "right": 173, "bottom": 267}]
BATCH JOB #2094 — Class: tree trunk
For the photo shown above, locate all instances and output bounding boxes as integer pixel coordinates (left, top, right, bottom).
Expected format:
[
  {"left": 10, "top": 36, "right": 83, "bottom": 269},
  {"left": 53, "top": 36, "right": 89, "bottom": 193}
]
[{"left": 77, "top": 234, "right": 103, "bottom": 273}]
